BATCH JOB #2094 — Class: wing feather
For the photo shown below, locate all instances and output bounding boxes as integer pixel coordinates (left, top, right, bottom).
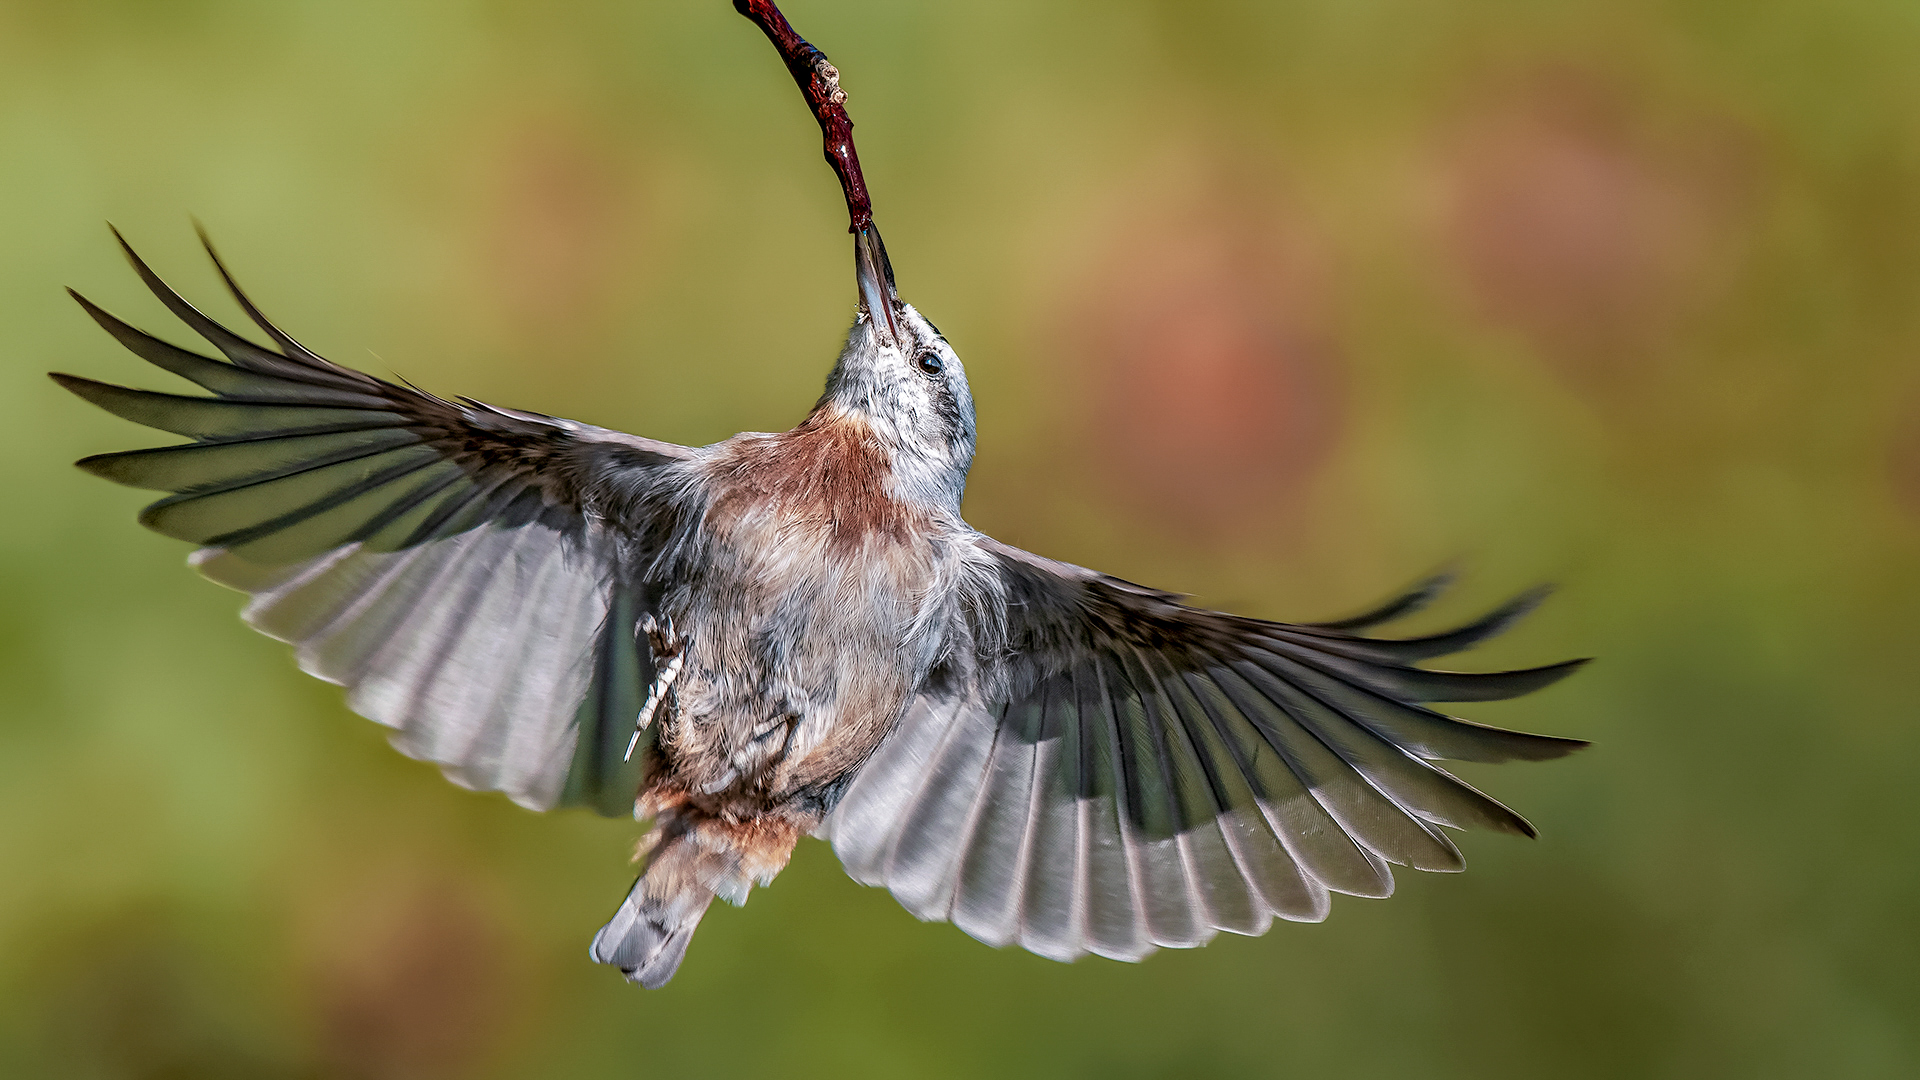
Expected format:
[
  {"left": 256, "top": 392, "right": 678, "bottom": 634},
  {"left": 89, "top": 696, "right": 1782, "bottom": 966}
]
[
  {"left": 881, "top": 693, "right": 998, "bottom": 919},
  {"left": 1017, "top": 678, "right": 1086, "bottom": 960},
  {"left": 58, "top": 234, "right": 693, "bottom": 815},
  {"left": 1079, "top": 654, "right": 1149, "bottom": 960},
  {"left": 1135, "top": 646, "right": 1275, "bottom": 935},
  {"left": 1193, "top": 664, "right": 1398, "bottom": 897},
  {"left": 951, "top": 699, "right": 1042, "bottom": 948},
  {"left": 824, "top": 537, "right": 1585, "bottom": 962}
]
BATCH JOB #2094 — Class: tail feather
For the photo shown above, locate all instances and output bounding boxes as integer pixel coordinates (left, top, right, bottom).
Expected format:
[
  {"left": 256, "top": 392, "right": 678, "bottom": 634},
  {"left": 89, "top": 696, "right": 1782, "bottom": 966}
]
[
  {"left": 590, "top": 879, "right": 714, "bottom": 989},
  {"left": 589, "top": 809, "right": 804, "bottom": 987}
]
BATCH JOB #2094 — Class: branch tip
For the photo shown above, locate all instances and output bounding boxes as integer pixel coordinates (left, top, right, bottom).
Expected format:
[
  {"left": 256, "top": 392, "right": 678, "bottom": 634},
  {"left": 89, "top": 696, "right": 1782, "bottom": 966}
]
[{"left": 734, "top": 0, "right": 874, "bottom": 233}]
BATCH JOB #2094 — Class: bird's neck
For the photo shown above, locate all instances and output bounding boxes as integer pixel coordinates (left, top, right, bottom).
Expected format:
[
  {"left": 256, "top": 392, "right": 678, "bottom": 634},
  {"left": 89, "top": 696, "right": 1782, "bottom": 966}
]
[{"left": 800, "top": 402, "right": 968, "bottom": 516}]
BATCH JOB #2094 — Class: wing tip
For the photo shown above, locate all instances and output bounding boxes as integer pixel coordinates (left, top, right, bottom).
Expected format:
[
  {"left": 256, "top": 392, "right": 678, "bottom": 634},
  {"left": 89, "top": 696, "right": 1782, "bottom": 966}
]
[
  {"left": 49, "top": 370, "right": 120, "bottom": 408},
  {"left": 1476, "top": 799, "right": 1542, "bottom": 839},
  {"left": 1429, "top": 656, "right": 1592, "bottom": 702},
  {"left": 1312, "top": 568, "right": 1457, "bottom": 631},
  {"left": 1533, "top": 656, "right": 1592, "bottom": 686},
  {"left": 1522, "top": 732, "right": 1591, "bottom": 760},
  {"left": 107, "top": 221, "right": 147, "bottom": 274},
  {"left": 1486, "top": 583, "right": 1556, "bottom": 630},
  {"left": 72, "top": 450, "right": 141, "bottom": 485},
  {"left": 192, "top": 222, "right": 344, "bottom": 377},
  {"left": 66, "top": 286, "right": 123, "bottom": 335}
]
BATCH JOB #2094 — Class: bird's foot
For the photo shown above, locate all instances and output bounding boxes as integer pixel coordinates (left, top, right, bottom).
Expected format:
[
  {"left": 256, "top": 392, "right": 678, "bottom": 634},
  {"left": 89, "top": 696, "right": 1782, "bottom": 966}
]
[{"left": 626, "top": 617, "right": 690, "bottom": 761}]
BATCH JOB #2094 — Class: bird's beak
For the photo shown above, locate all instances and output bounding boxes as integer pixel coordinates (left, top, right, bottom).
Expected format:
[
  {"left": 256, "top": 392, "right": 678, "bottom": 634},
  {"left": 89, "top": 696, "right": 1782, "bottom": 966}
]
[{"left": 855, "top": 225, "right": 902, "bottom": 350}]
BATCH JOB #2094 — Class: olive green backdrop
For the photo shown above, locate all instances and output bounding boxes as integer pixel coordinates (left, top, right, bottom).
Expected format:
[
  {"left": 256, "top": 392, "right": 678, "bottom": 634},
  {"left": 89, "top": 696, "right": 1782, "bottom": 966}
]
[{"left": 3, "top": 1, "right": 1916, "bottom": 1077}]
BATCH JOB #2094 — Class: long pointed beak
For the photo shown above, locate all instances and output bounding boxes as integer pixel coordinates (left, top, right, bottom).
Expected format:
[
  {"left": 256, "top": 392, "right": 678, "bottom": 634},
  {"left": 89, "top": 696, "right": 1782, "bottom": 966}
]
[{"left": 855, "top": 225, "right": 902, "bottom": 349}]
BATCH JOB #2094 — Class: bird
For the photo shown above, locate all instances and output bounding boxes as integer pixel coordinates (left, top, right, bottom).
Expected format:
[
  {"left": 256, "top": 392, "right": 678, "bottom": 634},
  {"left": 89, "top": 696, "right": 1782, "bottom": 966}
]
[
  {"left": 52, "top": 222, "right": 1586, "bottom": 988},
  {"left": 52, "top": 3, "right": 1585, "bottom": 993}
]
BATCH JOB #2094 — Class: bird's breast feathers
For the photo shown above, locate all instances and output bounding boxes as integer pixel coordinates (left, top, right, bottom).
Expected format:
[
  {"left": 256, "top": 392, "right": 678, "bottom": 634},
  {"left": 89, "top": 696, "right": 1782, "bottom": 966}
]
[
  {"left": 701, "top": 407, "right": 931, "bottom": 558},
  {"left": 653, "top": 409, "right": 956, "bottom": 802}
]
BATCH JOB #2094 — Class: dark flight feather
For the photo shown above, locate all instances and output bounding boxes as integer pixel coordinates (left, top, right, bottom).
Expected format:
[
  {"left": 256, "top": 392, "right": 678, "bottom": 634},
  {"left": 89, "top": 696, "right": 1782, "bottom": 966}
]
[
  {"left": 822, "top": 541, "right": 1586, "bottom": 962},
  {"left": 54, "top": 239, "right": 691, "bottom": 814}
]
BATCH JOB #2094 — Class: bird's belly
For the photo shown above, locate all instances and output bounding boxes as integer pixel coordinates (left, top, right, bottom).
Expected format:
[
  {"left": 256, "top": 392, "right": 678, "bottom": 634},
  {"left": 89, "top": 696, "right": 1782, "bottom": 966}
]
[{"left": 653, "top": 536, "right": 940, "bottom": 814}]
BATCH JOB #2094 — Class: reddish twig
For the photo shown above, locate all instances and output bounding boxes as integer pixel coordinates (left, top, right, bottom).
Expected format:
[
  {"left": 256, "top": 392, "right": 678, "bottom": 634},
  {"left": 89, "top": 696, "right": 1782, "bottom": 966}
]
[{"left": 733, "top": 0, "right": 874, "bottom": 233}]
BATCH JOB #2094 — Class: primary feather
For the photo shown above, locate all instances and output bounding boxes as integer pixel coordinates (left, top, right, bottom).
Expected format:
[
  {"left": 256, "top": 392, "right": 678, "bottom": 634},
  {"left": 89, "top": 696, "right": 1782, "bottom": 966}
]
[{"left": 59, "top": 232, "right": 688, "bottom": 815}]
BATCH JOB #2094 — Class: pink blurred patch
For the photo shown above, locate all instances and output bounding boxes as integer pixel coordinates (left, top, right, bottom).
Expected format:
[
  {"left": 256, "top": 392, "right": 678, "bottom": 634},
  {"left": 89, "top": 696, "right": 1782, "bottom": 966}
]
[
  {"left": 473, "top": 112, "right": 644, "bottom": 336},
  {"left": 1437, "top": 68, "right": 1755, "bottom": 384},
  {"left": 1886, "top": 392, "right": 1920, "bottom": 517},
  {"left": 1057, "top": 159, "right": 1346, "bottom": 540}
]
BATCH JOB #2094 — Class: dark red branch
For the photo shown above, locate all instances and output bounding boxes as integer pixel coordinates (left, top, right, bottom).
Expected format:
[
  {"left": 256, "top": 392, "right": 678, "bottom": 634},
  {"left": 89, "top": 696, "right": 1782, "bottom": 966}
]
[{"left": 733, "top": 0, "right": 874, "bottom": 232}]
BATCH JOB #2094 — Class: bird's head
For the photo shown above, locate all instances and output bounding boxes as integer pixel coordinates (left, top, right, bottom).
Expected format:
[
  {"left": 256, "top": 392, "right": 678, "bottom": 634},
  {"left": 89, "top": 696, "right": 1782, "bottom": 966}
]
[{"left": 816, "top": 226, "right": 977, "bottom": 511}]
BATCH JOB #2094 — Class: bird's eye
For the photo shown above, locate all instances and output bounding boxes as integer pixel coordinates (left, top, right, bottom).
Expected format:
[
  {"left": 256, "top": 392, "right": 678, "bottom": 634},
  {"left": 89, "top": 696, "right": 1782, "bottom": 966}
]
[{"left": 916, "top": 352, "right": 944, "bottom": 376}]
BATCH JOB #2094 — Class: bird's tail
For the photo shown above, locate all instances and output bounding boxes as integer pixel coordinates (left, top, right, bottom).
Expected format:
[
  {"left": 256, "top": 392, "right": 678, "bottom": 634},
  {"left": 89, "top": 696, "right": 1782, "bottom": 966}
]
[
  {"left": 589, "top": 807, "right": 802, "bottom": 988},
  {"left": 589, "top": 872, "right": 715, "bottom": 989}
]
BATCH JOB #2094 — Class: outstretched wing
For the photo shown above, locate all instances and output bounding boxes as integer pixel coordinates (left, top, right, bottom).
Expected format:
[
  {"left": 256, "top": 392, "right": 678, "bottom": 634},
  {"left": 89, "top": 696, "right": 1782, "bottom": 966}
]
[
  {"left": 54, "top": 231, "right": 695, "bottom": 815},
  {"left": 823, "top": 539, "right": 1587, "bottom": 962}
]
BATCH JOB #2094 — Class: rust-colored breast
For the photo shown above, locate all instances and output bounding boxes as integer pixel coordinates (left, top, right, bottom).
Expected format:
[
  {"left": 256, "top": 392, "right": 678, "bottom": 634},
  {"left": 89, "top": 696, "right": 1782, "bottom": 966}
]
[{"left": 706, "top": 408, "right": 922, "bottom": 551}]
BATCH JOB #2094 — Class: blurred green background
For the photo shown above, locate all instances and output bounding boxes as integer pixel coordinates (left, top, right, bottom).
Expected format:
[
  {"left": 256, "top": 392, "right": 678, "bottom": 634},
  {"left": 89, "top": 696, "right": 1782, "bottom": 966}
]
[{"left": 3, "top": 0, "right": 1917, "bottom": 1076}]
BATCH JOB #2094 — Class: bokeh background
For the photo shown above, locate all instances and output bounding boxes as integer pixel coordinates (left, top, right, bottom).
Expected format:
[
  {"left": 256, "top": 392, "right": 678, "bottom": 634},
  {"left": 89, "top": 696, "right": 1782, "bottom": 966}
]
[{"left": 3, "top": 0, "right": 1917, "bottom": 1076}]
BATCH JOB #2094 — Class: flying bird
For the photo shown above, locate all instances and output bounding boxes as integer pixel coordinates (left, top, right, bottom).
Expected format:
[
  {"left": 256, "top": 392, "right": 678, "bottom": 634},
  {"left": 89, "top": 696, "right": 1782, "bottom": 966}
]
[{"left": 52, "top": 1, "right": 1586, "bottom": 989}]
